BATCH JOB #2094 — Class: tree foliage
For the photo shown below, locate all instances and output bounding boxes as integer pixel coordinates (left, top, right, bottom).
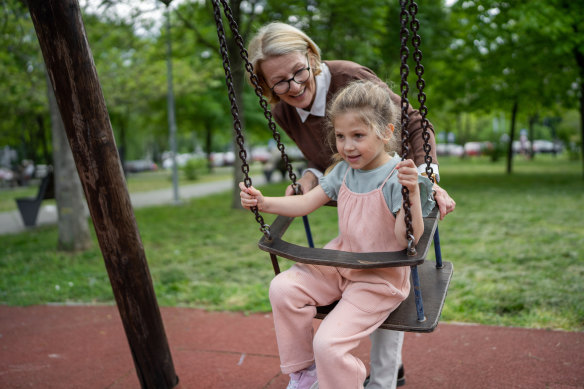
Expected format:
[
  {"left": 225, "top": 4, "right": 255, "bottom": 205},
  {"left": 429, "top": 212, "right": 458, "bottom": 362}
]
[{"left": 1, "top": 0, "right": 581, "bottom": 174}]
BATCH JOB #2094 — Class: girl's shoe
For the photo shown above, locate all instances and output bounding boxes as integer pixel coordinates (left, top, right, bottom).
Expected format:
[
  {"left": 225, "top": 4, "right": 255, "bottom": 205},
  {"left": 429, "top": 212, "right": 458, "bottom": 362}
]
[{"left": 286, "top": 364, "right": 318, "bottom": 389}]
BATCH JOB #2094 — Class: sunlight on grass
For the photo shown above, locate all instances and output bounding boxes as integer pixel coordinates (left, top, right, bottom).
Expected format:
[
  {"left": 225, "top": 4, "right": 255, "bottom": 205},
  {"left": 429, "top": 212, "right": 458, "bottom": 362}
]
[{"left": 0, "top": 155, "right": 583, "bottom": 331}]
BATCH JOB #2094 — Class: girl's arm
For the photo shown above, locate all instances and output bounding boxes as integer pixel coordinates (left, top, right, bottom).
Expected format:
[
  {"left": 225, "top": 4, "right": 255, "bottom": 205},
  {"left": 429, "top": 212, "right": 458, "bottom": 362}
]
[
  {"left": 394, "top": 159, "right": 425, "bottom": 248},
  {"left": 239, "top": 182, "right": 330, "bottom": 217}
]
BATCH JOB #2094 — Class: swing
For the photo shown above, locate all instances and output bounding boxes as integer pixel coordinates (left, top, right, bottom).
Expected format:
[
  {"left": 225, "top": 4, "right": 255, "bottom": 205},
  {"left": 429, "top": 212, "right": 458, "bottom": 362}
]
[{"left": 212, "top": 0, "right": 452, "bottom": 333}]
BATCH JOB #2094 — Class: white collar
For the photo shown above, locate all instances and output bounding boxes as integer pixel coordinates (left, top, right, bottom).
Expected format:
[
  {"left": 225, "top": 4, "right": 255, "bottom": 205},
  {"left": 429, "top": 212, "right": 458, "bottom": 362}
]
[{"left": 296, "top": 63, "right": 331, "bottom": 123}]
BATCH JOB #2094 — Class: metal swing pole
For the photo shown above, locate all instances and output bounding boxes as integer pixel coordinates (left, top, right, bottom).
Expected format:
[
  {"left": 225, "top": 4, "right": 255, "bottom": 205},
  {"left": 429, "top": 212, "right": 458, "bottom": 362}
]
[{"left": 27, "top": 1, "right": 178, "bottom": 387}]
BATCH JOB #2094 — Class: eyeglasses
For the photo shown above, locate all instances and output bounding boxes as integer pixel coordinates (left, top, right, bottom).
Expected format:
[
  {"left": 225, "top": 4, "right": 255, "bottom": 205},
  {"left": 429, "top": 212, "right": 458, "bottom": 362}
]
[{"left": 269, "top": 55, "right": 311, "bottom": 95}]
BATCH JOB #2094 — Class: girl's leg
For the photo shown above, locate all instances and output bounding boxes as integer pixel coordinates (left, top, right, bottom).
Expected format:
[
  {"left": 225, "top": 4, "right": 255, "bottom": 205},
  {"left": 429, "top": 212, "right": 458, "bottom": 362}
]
[
  {"left": 366, "top": 329, "right": 404, "bottom": 389},
  {"left": 269, "top": 264, "right": 343, "bottom": 374},
  {"left": 313, "top": 284, "right": 403, "bottom": 389}
]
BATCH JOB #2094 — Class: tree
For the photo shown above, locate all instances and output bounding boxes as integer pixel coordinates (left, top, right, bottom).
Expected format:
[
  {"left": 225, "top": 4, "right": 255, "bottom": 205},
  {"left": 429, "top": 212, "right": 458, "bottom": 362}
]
[
  {"left": 47, "top": 75, "right": 92, "bottom": 251},
  {"left": 1, "top": 0, "right": 50, "bottom": 165},
  {"left": 438, "top": 0, "right": 583, "bottom": 174}
]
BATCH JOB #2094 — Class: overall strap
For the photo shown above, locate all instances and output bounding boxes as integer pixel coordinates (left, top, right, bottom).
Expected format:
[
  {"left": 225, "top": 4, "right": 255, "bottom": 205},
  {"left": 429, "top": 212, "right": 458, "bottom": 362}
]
[{"left": 379, "top": 167, "right": 397, "bottom": 190}]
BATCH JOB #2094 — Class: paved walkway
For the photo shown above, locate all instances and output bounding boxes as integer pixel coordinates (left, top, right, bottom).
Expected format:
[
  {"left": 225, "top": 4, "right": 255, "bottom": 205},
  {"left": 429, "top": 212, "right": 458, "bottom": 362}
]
[
  {"left": 0, "top": 175, "right": 267, "bottom": 235},
  {"left": 1, "top": 175, "right": 583, "bottom": 388}
]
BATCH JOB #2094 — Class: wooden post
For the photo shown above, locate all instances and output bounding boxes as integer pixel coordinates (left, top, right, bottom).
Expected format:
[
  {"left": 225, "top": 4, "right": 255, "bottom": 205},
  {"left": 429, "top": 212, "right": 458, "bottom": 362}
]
[{"left": 27, "top": 1, "right": 179, "bottom": 388}]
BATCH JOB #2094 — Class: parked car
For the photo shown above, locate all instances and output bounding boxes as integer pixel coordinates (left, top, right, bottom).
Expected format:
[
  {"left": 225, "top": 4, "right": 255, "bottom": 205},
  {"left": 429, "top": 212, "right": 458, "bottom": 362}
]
[
  {"left": 512, "top": 140, "right": 564, "bottom": 154},
  {"left": 436, "top": 143, "right": 464, "bottom": 157},
  {"left": 125, "top": 160, "right": 158, "bottom": 173},
  {"left": 209, "top": 151, "right": 235, "bottom": 167}
]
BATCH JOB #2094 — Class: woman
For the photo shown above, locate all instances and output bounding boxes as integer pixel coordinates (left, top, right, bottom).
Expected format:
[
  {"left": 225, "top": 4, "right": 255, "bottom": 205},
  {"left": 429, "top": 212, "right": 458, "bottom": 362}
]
[{"left": 248, "top": 22, "right": 456, "bottom": 389}]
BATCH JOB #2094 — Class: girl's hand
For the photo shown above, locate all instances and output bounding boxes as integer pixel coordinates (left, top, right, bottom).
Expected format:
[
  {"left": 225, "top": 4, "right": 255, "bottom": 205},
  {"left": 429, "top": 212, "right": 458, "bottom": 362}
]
[
  {"left": 239, "top": 182, "right": 264, "bottom": 210},
  {"left": 396, "top": 159, "right": 419, "bottom": 193}
]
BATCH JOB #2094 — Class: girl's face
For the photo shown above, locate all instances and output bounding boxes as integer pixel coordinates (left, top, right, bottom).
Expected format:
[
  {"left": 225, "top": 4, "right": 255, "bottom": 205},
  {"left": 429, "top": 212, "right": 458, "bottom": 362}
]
[
  {"left": 259, "top": 51, "right": 316, "bottom": 109},
  {"left": 334, "top": 111, "right": 392, "bottom": 171}
]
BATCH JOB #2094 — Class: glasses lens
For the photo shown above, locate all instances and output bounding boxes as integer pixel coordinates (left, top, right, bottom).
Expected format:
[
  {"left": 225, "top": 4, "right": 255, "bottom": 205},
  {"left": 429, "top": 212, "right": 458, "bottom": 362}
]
[
  {"left": 294, "top": 68, "right": 310, "bottom": 84},
  {"left": 272, "top": 81, "right": 289, "bottom": 95}
]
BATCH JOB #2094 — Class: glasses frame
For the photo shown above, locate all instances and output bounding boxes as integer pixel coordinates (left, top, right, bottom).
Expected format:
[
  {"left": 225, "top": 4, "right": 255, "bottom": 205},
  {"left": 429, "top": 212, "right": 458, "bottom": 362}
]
[{"left": 269, "top": 55, "right": 311, "bottom": 96}]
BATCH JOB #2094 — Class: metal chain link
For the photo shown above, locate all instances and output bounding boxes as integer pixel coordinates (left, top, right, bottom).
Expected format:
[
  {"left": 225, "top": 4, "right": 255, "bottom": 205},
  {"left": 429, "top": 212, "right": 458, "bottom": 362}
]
[
  {"left": 211, "top": 0, "right": 270, "bottom": 238},
  {"left": 409, "top": 1, "right": 434, "bottom": 182},
  {"left": 218, "top": 0, "right": 299, "bottom": 189},
  {"left": 400, "top": 0, "right": 416, "bottom": 256}
]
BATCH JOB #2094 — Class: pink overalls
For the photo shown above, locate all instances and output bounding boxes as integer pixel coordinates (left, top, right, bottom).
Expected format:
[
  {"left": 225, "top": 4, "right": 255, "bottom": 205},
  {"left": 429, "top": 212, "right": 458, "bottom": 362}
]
[{"left": 269, "top": 167, "right": 411, "bottom": 389}]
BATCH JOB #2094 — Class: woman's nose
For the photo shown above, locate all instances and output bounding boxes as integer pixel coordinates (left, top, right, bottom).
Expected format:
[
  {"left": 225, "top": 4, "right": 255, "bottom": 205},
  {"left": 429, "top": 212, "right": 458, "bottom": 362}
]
[{"left": 288, "top": 81, "right": 302, "bottom": 94}]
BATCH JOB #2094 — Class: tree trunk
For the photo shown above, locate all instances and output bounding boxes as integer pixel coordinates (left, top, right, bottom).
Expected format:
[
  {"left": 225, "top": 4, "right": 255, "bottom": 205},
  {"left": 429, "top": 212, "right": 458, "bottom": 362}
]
[
  {"left": 36, "top": 114, "right": 52, "bottom": 165},
  {"left": 506, "top": 100, "right": 519, "bottom": 174},
  {"left": 47, "top": 73, "right": 92, "bottom": 251},
  {"left": 528, "top": 114, "right": 537, "bottom": 160},
  {"left": 571, "top": 21, "right": 584, "bottom": 179},
  {"left": 205, "top": 123, "right": 213, "bottom": 173},
  {"left": 28, "top": 1, "right": 178, "bottom": 388}
]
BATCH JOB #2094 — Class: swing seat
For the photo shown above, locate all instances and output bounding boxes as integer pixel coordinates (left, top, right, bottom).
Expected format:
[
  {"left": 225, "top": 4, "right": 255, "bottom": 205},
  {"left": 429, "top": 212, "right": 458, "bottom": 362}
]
[
  {"left": 258, "top": 207, "right": 453, "bottom": 332},
  {"left": 315, "top": 259, "right": 453, "bottom": 332}
]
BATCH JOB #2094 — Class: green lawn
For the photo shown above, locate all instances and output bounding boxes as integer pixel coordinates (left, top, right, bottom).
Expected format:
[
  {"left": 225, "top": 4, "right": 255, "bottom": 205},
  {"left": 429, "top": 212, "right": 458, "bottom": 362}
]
[{"left": 1, "top": 155, "right": 583, "bottom": 331}]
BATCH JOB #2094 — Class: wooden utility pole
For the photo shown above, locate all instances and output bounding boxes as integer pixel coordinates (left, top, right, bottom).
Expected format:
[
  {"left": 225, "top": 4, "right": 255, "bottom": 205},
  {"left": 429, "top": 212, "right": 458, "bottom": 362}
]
[{"left": 27, "top": 1, "right": 178, "bottom": 387}]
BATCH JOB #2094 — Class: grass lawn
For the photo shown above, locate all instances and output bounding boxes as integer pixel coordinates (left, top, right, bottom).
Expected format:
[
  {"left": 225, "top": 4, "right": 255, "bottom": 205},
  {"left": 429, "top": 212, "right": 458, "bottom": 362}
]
[{"left": 0, "top": 155, "right": 583, "bottom": 331}]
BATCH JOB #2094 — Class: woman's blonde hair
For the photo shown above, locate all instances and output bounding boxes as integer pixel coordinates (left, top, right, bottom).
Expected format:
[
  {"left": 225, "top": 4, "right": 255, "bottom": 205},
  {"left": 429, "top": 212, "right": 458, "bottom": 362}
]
[
  {"left": 247, "top": 22, "right": 322, "bottom": 104},
  {"left": 325, "top": 80, "right": 401, "bottom": 171}
]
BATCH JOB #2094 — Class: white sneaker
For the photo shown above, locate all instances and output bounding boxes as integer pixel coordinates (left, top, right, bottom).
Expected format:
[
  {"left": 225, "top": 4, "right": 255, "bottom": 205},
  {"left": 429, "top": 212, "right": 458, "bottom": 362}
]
[{"left": 286, "top": 364, "right": 318, "bottom": 389}]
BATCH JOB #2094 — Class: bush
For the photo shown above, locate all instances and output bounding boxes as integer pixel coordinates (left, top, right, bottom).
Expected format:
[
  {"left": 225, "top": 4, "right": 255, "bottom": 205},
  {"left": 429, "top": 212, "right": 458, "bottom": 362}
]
[{"left": 182, "top": 158, "right": 207, "bottom": 181}]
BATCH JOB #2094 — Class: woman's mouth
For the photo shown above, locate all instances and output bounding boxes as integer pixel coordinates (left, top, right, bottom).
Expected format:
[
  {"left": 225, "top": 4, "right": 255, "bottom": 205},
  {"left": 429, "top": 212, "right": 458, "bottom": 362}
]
[{"left": 291, "top": 87, "right": 305, "bottom": 98}]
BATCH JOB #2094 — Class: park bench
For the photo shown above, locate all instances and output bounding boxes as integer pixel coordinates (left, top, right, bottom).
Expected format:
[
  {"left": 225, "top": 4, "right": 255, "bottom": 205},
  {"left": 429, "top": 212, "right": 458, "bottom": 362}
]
[{"left": 15, "top": 171, "right": 55, "bottom": 227}]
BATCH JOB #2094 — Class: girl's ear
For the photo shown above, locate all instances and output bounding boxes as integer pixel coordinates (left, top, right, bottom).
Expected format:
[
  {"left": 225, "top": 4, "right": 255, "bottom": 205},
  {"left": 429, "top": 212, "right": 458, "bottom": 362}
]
[{"left": 381, "top": 123, "right": 394, "bottom": 144}]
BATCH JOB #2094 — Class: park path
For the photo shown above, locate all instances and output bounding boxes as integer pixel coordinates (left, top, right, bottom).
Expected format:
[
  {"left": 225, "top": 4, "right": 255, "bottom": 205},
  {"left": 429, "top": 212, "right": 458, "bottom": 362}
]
[{"left": 0, "top": 174, "right": 267, "bottom": 235}]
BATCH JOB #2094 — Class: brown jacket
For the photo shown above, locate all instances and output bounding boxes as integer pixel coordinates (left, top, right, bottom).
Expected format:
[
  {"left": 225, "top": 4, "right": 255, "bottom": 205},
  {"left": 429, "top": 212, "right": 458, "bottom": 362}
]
[{"left": 272, "top": 60, "right": 437, "bottom": 172}]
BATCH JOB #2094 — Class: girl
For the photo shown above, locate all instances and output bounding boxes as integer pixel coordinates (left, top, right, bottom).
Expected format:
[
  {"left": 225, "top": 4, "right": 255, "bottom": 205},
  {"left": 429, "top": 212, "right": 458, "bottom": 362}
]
[{"left": 240, "top": 80, "right": 435, "bottom": 389}]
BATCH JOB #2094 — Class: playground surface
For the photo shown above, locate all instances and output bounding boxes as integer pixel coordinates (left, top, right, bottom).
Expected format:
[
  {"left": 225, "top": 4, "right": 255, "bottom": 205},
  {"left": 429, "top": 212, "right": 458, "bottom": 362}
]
[{"left": 0, "top": 304, "right": 583, "bottom": 389}]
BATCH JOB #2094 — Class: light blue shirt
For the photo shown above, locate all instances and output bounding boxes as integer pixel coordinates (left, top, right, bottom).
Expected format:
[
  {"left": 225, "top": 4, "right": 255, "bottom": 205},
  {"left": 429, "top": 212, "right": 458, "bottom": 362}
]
[{"left": 319, "top": 154, "right": 435, "bottom": 217}]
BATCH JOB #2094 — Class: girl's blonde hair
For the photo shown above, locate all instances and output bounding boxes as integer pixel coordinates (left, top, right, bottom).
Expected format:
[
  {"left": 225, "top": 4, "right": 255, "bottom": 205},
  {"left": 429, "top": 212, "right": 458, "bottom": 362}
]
[
  {"left": 325, "top": 80, "right": 401, "bottom": 170},
  {"left": 247, "top": 22, "right": 322, "bottom": 104}
]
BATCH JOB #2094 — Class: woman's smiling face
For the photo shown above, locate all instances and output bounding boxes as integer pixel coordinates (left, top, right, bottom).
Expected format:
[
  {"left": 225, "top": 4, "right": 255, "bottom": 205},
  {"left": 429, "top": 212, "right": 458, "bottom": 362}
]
[{"left": 260, "top": 51, "right": 316, "bottom": 110}]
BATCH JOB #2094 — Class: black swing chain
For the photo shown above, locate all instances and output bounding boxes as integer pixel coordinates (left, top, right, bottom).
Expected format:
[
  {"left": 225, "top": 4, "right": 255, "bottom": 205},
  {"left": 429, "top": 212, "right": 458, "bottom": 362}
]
[
  {"left": 408, "top": 2, "right": 434, "bottom": 182},
  {"left": 399, "top": 0, "right": 416, "bottom": 256},
  {"left": 217, "top": 0, "right": 299, "bottom": 192},
  {"left": 211, "top": 0, "right": 271, "bottom": 238},
  {"left": 212, "top": 0, "right": 302, "bottom": 238}
]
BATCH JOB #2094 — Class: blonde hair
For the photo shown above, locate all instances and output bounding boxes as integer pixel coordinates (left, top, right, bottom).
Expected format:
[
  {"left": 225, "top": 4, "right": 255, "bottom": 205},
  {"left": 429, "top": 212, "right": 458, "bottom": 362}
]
[
  {"left": 325, "top": 80, "right": 401, "bottom": 170},
  {"left": 247, "top": 22, "right": 322, "bottom": 104}
]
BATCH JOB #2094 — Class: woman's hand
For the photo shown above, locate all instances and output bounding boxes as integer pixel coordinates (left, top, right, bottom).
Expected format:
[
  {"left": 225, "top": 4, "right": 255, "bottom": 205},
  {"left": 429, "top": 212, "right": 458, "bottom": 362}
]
[
  {"left": 432, "top": 183, "right": 456, "bottom": 220},
  {"left": 239, "top": 182, "right": 264, "bottom": 210},
  {"left": 396, "top": 159, "right": 420, "bottom": 194},
  {"left": 285, "top": 171, "right": 319, "bottom": 196}
]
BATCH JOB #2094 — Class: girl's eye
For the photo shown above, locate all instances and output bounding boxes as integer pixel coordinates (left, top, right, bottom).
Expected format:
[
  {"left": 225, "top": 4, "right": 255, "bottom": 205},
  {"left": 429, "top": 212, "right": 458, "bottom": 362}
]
[
  {"left": 336, "top": 134, "right": 344, "bottom": 139},
  {"left": 354, "top": 133, "right": 364, "bottom": 138}
]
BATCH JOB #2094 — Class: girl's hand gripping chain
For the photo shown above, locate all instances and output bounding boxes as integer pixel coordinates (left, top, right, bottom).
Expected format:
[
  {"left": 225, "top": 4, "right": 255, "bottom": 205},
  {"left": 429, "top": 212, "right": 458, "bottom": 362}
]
[
  {"left": 395, "top": 159, "right": 420, "bottom": 195},
  {"left": 239, "top": 182, "right": 265, "bottom": 211}
]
